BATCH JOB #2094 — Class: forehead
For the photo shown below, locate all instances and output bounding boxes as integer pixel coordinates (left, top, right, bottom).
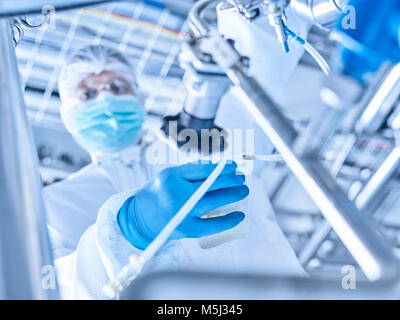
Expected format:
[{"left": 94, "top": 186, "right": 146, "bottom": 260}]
[{"left": 78, "top": 71, "right": 129, "bottom": 87}]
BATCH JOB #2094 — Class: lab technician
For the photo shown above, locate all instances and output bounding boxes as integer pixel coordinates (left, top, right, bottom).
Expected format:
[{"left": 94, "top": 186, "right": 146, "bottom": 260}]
[{"left": 43, "top": 45, "right": 306, "bottom": 299}]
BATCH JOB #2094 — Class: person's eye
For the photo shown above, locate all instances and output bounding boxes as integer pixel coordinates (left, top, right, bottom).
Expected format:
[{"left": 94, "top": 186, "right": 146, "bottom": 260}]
[
  {"left": 81, "top": 90, "right": 98, "bottom": 101},
  {"left": 111, "top": 84, "right": 127, "bottom": 94}
]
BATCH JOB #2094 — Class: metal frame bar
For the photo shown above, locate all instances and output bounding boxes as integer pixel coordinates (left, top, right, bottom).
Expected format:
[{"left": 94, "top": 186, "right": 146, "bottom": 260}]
[
  {"left": 124, "top": 271, "right": 400, "bottom": 299},
  {"left": 300, "top": 146, "right": 400, "bottom": 265},
  {"left": 0, "top": 0, "right": 117, "bottom": 17},
  {"left": 0, "top": 19, "right": 58, "bottom": 299}
]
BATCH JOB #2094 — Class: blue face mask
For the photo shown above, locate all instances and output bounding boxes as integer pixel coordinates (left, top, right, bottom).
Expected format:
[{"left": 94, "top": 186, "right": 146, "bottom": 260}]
[{"left": 63, "top": 93, "right": 145, "bottom": 153}]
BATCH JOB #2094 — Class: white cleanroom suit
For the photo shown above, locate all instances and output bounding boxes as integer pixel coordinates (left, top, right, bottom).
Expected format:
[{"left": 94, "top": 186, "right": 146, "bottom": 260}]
[{"left": 44, "top": 133, "right": 307, "bottom": 299}]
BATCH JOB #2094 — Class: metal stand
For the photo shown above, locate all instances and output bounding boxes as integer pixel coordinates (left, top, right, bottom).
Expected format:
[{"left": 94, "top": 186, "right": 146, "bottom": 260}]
[{"left": 0, "top": 19, "right": 58, "bottom": 299}]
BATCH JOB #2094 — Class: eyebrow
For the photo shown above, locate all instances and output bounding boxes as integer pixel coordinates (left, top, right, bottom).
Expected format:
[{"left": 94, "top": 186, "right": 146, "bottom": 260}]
[
  {"left": 77, "top": 81, "right": 91, "bottom": 89},
  {"left": 111, "top": 77, "right": 130, "bottom": 84}
]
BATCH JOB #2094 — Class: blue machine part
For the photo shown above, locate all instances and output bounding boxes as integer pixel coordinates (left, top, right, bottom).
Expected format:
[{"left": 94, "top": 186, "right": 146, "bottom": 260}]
[
  {"left": 143, "top": 0, "right": 166, "bottom": 9},
  {"left": 334, "top": 0, "right": 400, "bottom": 83}
]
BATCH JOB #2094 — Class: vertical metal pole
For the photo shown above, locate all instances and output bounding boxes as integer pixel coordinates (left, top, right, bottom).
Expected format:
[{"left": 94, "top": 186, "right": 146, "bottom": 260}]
[{"left": 0, "top": 19, "right": 58, "bottom": 299}]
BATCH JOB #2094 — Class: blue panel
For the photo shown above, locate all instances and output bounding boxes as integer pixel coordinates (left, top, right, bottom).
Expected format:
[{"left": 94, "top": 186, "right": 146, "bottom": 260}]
[
  {"left": 334, "top": 0, "right": 400, "bottom": 82},
  {"left": 143, "top": 0, "right": 166, "bottom": 9}
]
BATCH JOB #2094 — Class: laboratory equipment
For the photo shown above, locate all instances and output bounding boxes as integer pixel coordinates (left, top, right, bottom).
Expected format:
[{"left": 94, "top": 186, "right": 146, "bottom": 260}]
[
  {"left": 160, "top": 41, "right": 232, "bottom": 153},
  {"left": 183, "top": 0, "right": 399, "bottom": 282}
]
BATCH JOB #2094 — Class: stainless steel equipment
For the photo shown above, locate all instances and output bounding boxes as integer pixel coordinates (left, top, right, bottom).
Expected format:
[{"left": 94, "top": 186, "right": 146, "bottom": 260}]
[{"left": 187, "top": 0, "right": 400, "bottom": 284}]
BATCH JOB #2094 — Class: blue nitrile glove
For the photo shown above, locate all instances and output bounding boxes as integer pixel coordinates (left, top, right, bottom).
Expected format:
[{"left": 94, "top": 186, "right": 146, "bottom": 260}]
[{"left": 118, "top": 161, "right": 249, "bottom": 250}]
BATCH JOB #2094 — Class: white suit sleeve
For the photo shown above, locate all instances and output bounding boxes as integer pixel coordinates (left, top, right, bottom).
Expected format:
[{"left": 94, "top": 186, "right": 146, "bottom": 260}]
[
  {"left": 49, "top": 189, "right": 143, "bottom": 299},
  {"left": 54, "top": 226, "right": 109, "bottom": 299},
  {"left": 95, "top": 189, "right": 144, "bottom": 280},
  {"left": 46, "top": 188, "right": 144, "bottom": 299},
  {"left": 53, "top": 189, "right": 179, "bottom": 299},
  {"left": 95, "top": 189, "right": 181, "bottom": 287}
]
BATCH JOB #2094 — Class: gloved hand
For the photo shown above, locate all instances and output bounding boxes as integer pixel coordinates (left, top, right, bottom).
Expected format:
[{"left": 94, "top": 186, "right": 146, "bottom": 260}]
[{"left": 118, "top": 161, "right": 249, "bottom": 250}]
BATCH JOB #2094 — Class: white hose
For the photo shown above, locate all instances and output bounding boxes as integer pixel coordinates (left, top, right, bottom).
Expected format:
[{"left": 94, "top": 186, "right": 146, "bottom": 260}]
[
  {"left": 285, "top": 27, "right": 332, "bottom": 76},
  {"left": 240, "top": 154, "right": 283, "bottom": 162},
  {"left": 103, "top": 158, "right": 227, "bottom": 298},
  {"left": 303, "top": 42, "right": 332, "bottom": 76}
]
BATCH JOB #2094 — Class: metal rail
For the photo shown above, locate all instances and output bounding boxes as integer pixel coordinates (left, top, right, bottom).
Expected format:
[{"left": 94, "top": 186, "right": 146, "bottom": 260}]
[
  {"left": 299, "top": 146, "right": 400, "bottom": 266},
  {"left": 123, "top": 271, "right": 400, "bottom": 299},
  {"left": 0, "top": 0, "right": 117, "bottom": 17},
  {"left": 0, "top": 0, "right": 196, "bottom": 18}
]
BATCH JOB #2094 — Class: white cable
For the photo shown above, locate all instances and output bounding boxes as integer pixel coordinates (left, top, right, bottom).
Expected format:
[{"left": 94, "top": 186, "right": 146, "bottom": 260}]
[
  {"left": 103, "top": 158, "right": 227, "bottom": 298},
  {"left": 303, "top": 42, "right": 332, "bottom": 76},
  {"left": 240, "top": 154, "right": 283, "bottom": 162},
  {"left": 285, "top": 27, "right": 331, "bottom": 76}
]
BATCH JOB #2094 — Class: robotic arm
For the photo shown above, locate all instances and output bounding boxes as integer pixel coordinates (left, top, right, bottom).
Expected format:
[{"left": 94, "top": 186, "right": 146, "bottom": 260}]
[{"left": 226, "top": 0, "right": 346, "bottom": 53}]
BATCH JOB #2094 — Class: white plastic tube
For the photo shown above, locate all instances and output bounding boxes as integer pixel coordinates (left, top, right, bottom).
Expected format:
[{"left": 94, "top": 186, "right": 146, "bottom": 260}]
[
  {"left": 103, "top": 158, "right": 227, "bottom": 298},
  {"left": 303, "top": 42, "right": 332, "bottom": 76},
  {"left": 240, "top": 154, "right": 284, "bottom": 162},
  {"left": 285, "top": 27, "right": 332, "bottom": 76}
]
